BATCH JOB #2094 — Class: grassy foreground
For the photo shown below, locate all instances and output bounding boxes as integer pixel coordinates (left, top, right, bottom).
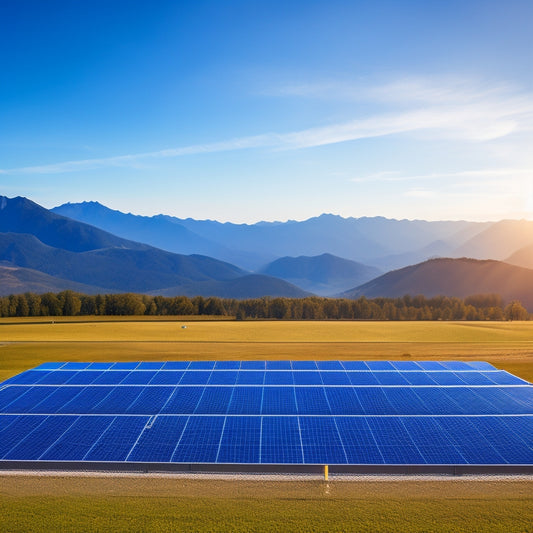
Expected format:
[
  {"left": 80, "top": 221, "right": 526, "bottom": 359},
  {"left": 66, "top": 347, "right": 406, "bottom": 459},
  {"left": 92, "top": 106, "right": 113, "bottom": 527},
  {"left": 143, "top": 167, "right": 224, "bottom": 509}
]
[
  {"left": 1, "top": 318, "right": 532, "bottom": 531},
  {"left": 0, "top": 476, "right": 532, "bottom": 533}
]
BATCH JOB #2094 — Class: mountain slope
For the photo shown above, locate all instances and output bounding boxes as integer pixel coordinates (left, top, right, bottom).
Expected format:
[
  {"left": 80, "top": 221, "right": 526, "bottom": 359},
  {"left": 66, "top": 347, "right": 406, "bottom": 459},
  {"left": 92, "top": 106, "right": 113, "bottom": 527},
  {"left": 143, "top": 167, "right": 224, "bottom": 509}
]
[
  {"left": 0, "top": 196, "right": 309, "bottom": 298},
  {"left": 452, "top": 220, "right": 533, "bottom": 260},
  {"left": 343, "top": 257, "right": 533, "bottom": 311},
  {"left": 260, "top": 253, "right": 381, "bottom": 295},
  {"left": 505, "top": 244, "right": 533, "bottom": 269},
  {"left": 0, "top": 265, "right": 112, "bottom": 296},
  {"left": 0, "top": 232, "right": 244, "bottom": 292},
  {"left": 152, "top": 274, "right": 310, "bottom": 298},
  {"left": 0, "top": 196, "right": 148, "bottom": 253}
]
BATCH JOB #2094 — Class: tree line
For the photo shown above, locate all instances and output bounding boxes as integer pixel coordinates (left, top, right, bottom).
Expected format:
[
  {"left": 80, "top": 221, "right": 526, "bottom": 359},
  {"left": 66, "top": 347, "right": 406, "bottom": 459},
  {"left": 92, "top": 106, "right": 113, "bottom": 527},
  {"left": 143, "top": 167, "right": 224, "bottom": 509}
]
[{"left": 0, "top": 291, "right": 529, "bottom": 320}]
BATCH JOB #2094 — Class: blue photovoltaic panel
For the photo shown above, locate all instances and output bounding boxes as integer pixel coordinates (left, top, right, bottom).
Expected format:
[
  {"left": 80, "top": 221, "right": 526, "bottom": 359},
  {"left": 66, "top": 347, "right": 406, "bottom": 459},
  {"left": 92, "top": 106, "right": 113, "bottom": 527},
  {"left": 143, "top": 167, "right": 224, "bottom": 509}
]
[
  {"left": 118, "top": 371, "right": 157, "bottom": 385},
  {"left": 149, "top": 371, "right": 184, "bottom": 385},
  {"left": 295, "top": 387, "right": 331, "bottom": 415},
  {"left": 208, "top": 370, "right": 238, "bottom": 385},
  {"left": 236, "top": 371, "right": 264, "bottom": 385},
  {"left": 336, "top": 416, "right": 384, "bottom": 464},
  {"left": 348, "top": 372, "right": 380, "bottom": 385},
  {"left": 316, "top": 361, "right": 344, "bottom": 371},
  {"left": 0, "top": 360, "right": 531, "bottom": 468},
  {"left": 417, "top": 361, "right": 447, "bottom": 371},
  {"left": 162, "top": 361, "right": 189, "bottom": 370},
  {"left": 57, "top": 387, "right": 114, "bottom": 414},
  {"left": 264, "top": 371, "right": 294, "bottom": 385},
  {"left": 111, "top": 362, "right": 140, "bottom": 370},
  {"left": 214, "top": 361, "right": 241, "bottom": 370},
  {"left": 325, "top": 388, "right": 364, "bottom": 415},
  {"left": 402, "top": 372, "right": 437, "bottom": 385},
  {"left": 91, "top": 371, "right": 131, "bottom": 385},
  {"left": 300, "top": 417, "right": 346, "bottom": 464},
  {"left": 91, "top": 387, "right": 144, "bottom": 414},
  {"left": 261, "top": 417, "right": 302, "bottom": 463},
  {"left": 342, "top": 361, "right": 370, "bottom": 371},
  {"left": 180, "top": 371, "right": 211, "bottom": 384},
  {"left": 366, "top": 361, "right": 395, "bottom": 371},
  {"left": 266, "top": 360, "right": 292, "bottom": 370},
  {"left": 37, "top": 371, "right": 79, "bottom": 385},
  {"left": 0, "top": 415, "right": 47, "bottom": 458},
  {"left": 62, "top": 362, "right": 91, "bottom": 371},
  {"left": 195, "top": 387, "right": 233, "bottom": 414},
  {"left": 262, "top": 387, "right": 297, "bottom": 414},
  {"left": 217, "top": 416, "right": 261, "bottom": 463},
  {"left": 40, "top": 416, "right": 114, "bottom": 461},
  {"left": 240, "top": 361, "right": 266, "bottom": 370},
  {"left": 3, "top": 416, "right": 77, "bottom": 460},
  {"left": 374, "top": 372, "right": 410, "bottom": 386},
  {"left": 189, "top": 361, "right": 215, "bottom": 370},
  {"left": 171, "top": 416, "right": 224, "bottom": 463},
  {"left": 227, "top": 387, "right": 263, "bottom": 415},
  {"left": 87, "top": 362, "right": 114, "bottom": 370},
  {"left": 293, "top": 371, "right": 323, "bottom": 385},
  {"left": 137, "top": 362, "right": 165, "bottom": 370},
  {"left": 291, "top": 361, "right": 318, "bottom": 370},
  {"left": 160, "top": 387, "right": 205, "bottom": 414},
  {"left": 127, "top": 416, "right": 188, "bottom": 462},
  {"left": 126, "top": 387, "right": 175, "bottom": 415},
  {"left": 321, "top": 371, "right": 351, "bottom": 385},
  {"left": 390, "top": 361, "right": 422, "bottom": 371},
  {"left": 84, "top": 416, "right": 149, "bottom": 462},
  {"left": 66, "top": 370, "right": 105, "bottom": 385}
]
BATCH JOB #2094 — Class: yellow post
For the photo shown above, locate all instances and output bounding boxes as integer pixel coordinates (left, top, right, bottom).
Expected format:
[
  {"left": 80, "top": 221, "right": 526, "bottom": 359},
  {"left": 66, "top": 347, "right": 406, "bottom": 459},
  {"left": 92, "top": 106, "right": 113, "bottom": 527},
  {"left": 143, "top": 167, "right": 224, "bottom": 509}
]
[{"left": 324, "top": 464, "right": 329, "bottom": 481}]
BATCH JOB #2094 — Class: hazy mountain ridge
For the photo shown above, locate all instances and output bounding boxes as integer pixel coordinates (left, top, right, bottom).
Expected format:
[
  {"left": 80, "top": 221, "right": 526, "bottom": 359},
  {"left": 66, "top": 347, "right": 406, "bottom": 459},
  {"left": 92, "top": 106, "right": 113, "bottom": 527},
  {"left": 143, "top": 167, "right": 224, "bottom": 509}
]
[
  {"left": 506, "top": 244, "right": 533, "bottom": 269},
  {"left": 343, "top": 257, "right": 533, "bottom": 311},
  {"left": 1, "top": 196, "right": 149, "bottom": 253},
  {"left": 52, "top": 202, "right": 495, "bottom": 271},
  {"left": 3, "top": 196, "right": 533, "bottom": 305},
  {"left": 259, "top": 253, "right": 382, "bottom": 295},
  {"left": 0, "top": 197, "right": 308, "bottom": 298}
]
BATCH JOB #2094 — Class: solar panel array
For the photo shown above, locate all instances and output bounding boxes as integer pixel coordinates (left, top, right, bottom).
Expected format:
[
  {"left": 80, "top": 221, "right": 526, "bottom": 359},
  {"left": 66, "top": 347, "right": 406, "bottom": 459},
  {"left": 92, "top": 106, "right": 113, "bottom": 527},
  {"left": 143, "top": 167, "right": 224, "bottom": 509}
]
[{"left": 0, "top": 360, "right": 532, "bottom": 467}]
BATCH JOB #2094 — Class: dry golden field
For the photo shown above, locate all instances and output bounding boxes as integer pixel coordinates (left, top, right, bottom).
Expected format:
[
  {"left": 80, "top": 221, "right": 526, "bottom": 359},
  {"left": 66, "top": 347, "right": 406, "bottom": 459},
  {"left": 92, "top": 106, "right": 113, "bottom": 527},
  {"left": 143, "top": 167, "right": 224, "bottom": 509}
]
[
  {"left": 1, "top": 317, "right": 532, "bottom": 532},
  {"left": 1, "top": 317, "right": 533, "bottom": 381}
]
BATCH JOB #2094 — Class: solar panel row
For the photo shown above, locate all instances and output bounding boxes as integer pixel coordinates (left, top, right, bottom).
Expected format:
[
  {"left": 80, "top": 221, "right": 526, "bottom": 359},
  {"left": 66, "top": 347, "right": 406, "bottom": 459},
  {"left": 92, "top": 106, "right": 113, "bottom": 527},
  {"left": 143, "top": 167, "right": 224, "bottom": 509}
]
[
  {"left": 4, "top": 369, "right": 527, "bottom": 387},
  {"left": 0, "top": 414, "right": 531, "bottom": 465},
  {"left": 1, "top": 385, "right": 532, "bottom": 415},
  {"left": 0, "top": 361, "right": 531, "bottom": 469},
  {"left": 31, "top": 360, "right": 496, "bottom": 372}
]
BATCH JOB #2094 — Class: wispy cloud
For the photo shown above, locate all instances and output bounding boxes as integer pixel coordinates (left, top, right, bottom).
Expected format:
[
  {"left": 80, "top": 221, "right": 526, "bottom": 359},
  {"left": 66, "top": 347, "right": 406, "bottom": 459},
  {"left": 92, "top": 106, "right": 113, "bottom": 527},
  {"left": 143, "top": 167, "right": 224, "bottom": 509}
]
[{"left": 2, "top": 77, "right": 532, "bottom": 175}]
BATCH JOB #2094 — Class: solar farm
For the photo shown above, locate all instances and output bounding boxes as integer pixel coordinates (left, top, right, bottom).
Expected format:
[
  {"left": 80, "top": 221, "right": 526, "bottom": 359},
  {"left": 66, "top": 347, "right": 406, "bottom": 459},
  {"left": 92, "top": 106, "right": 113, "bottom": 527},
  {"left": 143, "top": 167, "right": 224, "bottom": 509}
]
[{"left": 1, "top": 359, "right": 532, "bottom": 474}]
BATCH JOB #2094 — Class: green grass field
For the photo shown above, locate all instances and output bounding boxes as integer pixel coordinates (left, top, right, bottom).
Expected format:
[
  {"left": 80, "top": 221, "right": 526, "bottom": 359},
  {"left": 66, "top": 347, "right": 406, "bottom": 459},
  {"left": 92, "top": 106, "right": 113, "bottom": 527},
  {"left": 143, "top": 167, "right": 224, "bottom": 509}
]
[{"left": 1, "top": 318, "right": 532, "bottom": 532}]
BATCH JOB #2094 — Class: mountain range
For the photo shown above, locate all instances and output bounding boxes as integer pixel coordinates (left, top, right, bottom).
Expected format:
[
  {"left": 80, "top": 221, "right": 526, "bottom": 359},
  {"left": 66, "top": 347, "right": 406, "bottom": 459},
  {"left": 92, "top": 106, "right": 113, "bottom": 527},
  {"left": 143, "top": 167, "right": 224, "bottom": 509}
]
[
  {"left": 53, "top": 201, "right": 533, "bottom": 272},
  {"left": 0, "top": 196, "right": 307, "bottom": 298},
  {"left": 1, "top": 195, "right": 533, "bottom": 309}
]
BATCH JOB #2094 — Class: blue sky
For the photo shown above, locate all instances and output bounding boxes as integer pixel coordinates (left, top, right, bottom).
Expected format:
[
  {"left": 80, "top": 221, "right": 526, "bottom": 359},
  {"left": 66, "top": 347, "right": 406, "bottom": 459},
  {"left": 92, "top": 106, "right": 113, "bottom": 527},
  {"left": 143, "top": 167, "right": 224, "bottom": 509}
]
[{"left": 1, "top": 0, "right": 532, "bottom": 222}]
